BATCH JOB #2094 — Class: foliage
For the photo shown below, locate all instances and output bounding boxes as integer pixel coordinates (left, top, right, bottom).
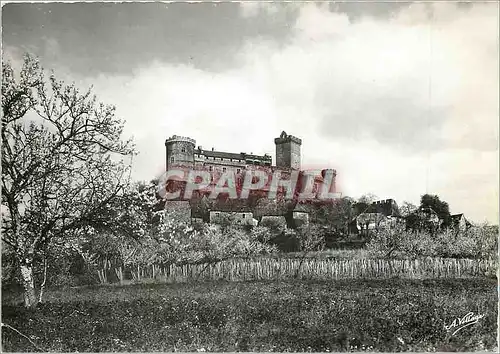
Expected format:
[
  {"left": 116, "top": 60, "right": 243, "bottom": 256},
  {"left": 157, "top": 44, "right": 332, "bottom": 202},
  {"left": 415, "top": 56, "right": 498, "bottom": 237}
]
[
  {"left": 1, "top": 54, "right": 135, "bottom": 308},
  {"left": 358, "top": 193, "right": 378, "bottom": 204},
  {"left": 148, "top": 216, "right": 277, "bottom": 267},
  {"left": 292, "top": 224, "right": 326, "bottom": 278},
  {"left": 435, "top": 225, "right": 498, "bottom": 259},
  {"left": 2, "top": 279, "right": 496, "bottom": 352},
  {"left": 365, "top": 224, "right": 409, "bottom": 259},
  {"left": 310, "top": 197, "right": 354, "bottom": 238},
  {"left": 366, "top": 224, "right": 498, "bottom": 260},
  {"left": 420, "top": 194, "right": 452, "bottom": 229},
  {"left": 399, "top": 201, "right": 418, "bottom": 218},
  {"left": 296, "top": 224, "right": 326, "bottom": 253},
  {"left": 78, "top": 210, "right": 278, "bottom": 281},
  {"left": 258, "top": 216, "right": 298, "bottom": 252},
  {"left": 259, "top": 216, "right": 287, "bottom": 235}
]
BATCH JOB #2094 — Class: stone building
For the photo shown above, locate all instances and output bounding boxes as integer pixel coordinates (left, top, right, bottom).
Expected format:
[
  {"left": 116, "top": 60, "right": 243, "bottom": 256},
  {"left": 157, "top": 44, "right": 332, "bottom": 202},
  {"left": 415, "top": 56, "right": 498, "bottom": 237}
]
[
  {"left": 353, "top": 199, "right": 402, "bottom": 234},
  {"left": 450, "top": 213, "right": 472, "bottom": 232}
]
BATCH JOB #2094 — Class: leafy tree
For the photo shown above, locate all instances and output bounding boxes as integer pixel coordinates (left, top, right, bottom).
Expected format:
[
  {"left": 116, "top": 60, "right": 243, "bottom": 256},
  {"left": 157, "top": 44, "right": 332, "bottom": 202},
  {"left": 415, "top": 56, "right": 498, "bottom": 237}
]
[
  {"left": 64, "top": 180, "right": 162, "bottom": 284},
  {"left": 365, "top": 224, "right": 408, "bottom": 259},
  {"left": 1, "top": 54, "right": 135, "bottom": 308},
  {"left": 312, "top": 197, "right": 354, "bottom": 236},
  {"left": 260, "top": 216, "right": 287, "bottom": 235},
  {"left": 132, "top": 213, "right": 277, "bottom": 279},
  {"left": 294, "top": 224, "right": 325, "bottom": 278},
  {"left": 366, "top": 223, "right": 497, "bottom": 260},
  {"left": 420, "top": 194, "right": 452, "bottom": 229}
]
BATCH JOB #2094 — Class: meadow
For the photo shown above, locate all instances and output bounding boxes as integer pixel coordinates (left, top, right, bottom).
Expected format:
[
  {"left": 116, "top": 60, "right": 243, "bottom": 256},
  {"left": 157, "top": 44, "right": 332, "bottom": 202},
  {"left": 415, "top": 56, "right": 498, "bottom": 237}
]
[{"left": 2, "top": 278, "right": 497, "bottom": 352}]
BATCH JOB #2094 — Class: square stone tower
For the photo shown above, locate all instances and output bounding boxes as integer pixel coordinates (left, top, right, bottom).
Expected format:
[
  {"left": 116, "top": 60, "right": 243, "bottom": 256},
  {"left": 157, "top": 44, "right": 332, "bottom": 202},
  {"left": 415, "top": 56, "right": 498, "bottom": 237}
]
[{"left": 274, "top": 131, "right": 302, "bottom": 170}]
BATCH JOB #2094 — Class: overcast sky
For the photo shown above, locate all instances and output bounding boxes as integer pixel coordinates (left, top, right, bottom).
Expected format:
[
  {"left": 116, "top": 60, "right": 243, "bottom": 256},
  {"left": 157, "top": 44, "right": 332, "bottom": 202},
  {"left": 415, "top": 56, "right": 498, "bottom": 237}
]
[{"left": 2, "top": 1, "right": 498, "bottom": 223}]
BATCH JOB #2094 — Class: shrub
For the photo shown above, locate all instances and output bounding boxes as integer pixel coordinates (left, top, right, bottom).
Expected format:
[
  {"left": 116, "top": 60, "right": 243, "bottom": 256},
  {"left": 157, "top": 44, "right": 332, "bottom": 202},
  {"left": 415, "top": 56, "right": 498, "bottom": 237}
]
[
  {"left": 269, "top": 229, "right": 301, "bottom": 253},
  {"left": 367, "top": 224, "right": 498, "bottom": 260},
  {"left": 365, "top": 225, "right": 408, "bottom": 259}
]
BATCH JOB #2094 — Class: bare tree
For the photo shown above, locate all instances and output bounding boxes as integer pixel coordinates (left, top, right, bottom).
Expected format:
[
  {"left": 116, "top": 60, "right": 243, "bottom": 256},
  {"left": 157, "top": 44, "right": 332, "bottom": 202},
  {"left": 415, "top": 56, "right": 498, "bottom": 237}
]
[
  {"left": 399, "top": 201, "right": 417, "bottom": 218},
  {"left": 1, "top": 54, "right": 135, "bottom": 308},
  {"left": 358, "top": 193, "right": 378, "bottom": 204}
]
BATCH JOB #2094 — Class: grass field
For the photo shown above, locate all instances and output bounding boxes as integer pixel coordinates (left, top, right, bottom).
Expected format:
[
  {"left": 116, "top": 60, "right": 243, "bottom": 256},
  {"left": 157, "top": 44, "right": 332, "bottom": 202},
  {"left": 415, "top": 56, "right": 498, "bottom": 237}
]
[{"left": 2, "top": 278, "right": 497, "bottom": 352}]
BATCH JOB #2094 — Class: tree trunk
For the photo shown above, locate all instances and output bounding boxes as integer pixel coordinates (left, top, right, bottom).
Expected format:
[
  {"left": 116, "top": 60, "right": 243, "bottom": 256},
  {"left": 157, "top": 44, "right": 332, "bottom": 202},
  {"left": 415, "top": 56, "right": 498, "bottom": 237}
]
[
  {"left": 38, "top": 255, "right": 48, "bottom": 303},
  {"left": 20, "top": 263, "right": 38, "bottom": 309},
  {"left": 295, "top": 254, "right": 307, "bottom": 279}
]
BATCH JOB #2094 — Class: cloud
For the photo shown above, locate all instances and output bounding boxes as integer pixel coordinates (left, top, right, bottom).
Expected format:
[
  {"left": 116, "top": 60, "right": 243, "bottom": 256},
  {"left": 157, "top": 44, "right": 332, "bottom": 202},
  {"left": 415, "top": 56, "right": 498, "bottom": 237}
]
[{"left": 236, "top": 2, "right": 498, "bottom": 153}]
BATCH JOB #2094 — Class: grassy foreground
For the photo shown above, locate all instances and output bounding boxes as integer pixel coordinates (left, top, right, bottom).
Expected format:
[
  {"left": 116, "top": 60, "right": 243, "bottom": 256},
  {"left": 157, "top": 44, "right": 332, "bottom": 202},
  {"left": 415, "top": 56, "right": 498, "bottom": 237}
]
[{"left": 2, "top": 278, "right": 497, "bottom": 352}]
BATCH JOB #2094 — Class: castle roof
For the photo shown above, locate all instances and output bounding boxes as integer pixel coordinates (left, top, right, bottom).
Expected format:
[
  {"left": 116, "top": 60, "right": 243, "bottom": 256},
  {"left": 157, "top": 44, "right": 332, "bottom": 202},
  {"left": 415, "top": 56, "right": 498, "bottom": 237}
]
[
  {"left": 293, "top": 203, "right": 312, "bottom": 213},
  {"left": 197, "top": 148, "right": 271, "bottom": 162}
]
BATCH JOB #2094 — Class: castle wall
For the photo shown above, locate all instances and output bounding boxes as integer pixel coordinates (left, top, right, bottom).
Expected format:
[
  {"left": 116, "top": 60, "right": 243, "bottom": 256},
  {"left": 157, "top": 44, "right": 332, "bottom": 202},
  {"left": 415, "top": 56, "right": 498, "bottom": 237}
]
[{"left": 275, "top": 143, "right": 291, "bottom": 169}]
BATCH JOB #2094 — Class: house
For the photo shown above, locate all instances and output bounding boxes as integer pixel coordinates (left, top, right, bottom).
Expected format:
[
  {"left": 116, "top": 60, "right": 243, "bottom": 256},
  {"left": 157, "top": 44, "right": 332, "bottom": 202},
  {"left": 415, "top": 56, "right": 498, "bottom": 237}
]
[
  {"left": 419, "top": 207, "right": 440, "bottom": 224},
  {"left": 254, "top": 198, "right": 296, "bottom": 228},
  {"left": 451, "top": 213, "right": 472, "bottom": 232},
  {"left": 356, "top": 212, "right": 388, "bottom": 232},
  {"left": 207, "top": 198, "right": 257, "bottom": 226},
  {"left": 292, "top": 203, "right": 310, "bottom": 227},
  {"left": 352, "top": 199, "right": 402, "bottom": 234},
  {"left": 405, "top": 206, "right": 442, "bottom": 232},
  {"left": 209, "top": 210, "right": 256, "bottom": 226}
]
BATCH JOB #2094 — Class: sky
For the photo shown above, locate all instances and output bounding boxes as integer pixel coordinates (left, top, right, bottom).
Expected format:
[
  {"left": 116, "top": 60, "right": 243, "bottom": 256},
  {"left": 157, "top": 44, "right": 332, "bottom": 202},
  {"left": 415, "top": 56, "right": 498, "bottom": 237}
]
[{"left": 2, "top": 1, "right": 499, "bottom": 224}]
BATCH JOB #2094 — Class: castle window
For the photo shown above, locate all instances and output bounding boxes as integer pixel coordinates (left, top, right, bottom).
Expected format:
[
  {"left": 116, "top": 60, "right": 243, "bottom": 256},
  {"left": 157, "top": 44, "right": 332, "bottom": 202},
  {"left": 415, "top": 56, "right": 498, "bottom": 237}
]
[
  {"left": 222, "top": 167, "right": 226, "bottom": 172},
  {"left": 209, "top": 166, "right": 213, "bottom": 172},
  {"left": 170, "top": 157, "right": 174, "bottom": 163},
  {"left": 181, "top": 148, "right": 185, "bottom": 152},
  {"left": 237, "top": 168, "right": 241, "bottom": 174},
  {"left": 242, "top": 214, "right": 246, "bottom": 219}
]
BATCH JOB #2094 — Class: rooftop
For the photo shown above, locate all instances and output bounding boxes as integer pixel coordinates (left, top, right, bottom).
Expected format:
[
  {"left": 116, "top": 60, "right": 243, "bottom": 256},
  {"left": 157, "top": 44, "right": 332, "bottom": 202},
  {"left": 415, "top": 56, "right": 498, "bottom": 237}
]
[{"left": 196, "top": 148, "right": 272, "bottom": 162}]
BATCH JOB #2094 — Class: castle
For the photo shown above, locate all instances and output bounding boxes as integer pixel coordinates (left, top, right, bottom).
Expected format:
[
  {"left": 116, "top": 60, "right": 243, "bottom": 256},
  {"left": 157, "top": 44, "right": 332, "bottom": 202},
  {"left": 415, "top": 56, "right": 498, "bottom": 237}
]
[
  {"left": 165, "top": 130, "right": 302, "bottom": 172},
  {"left": 163, "top": 131, "right": 337, "bottom": 226}
]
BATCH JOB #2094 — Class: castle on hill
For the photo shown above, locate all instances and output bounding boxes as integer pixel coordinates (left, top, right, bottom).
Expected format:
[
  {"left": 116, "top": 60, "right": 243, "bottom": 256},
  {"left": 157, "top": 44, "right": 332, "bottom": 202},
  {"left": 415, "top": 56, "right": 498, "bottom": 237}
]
[{"left": 163, "top": 131, "right": 338, "bottom": 226}]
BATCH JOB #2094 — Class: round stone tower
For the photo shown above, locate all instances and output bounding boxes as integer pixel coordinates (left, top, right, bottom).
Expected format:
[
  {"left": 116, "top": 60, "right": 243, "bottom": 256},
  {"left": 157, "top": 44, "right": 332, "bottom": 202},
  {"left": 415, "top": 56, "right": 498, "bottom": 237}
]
[{"left": 165, "top": 135, "right": 196, "bottom": 169}]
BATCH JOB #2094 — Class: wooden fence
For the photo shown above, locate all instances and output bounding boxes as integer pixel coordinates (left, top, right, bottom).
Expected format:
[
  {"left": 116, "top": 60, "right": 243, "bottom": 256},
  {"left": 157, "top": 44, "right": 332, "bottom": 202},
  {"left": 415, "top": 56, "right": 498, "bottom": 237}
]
[{"left": 96, "top": 257, "right": 497, "bottom": 284}]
